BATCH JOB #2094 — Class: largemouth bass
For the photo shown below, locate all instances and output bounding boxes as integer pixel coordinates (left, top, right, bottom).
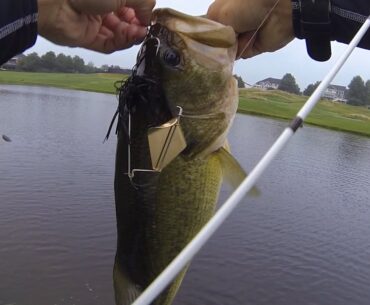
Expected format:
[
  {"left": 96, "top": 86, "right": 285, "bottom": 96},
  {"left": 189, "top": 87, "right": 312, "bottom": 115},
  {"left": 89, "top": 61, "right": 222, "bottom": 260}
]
[{"left": 110, "top": 8, "right": 248, "bottom": 305}]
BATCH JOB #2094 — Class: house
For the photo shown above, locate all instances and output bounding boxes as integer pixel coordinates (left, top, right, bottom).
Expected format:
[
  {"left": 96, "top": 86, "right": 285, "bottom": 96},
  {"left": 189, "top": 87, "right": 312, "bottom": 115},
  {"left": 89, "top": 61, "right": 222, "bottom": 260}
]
[
  {"left": 322, "top": 84, "right": 347, "bottom": 102},
  {"left": 255, "top": 77, "right": 348, "bottom": 102},
  {"left": 254, "top": 78, "right": 281, "bottom": 90},
  {"left": 1, "top": 54, "right": 25, "bottom": 70}
]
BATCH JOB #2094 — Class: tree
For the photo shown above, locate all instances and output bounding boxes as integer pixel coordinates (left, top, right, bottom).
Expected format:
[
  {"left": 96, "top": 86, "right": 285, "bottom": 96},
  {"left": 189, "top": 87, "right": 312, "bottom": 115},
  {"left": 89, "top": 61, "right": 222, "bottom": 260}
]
[
  {"left": 234, "top": 74, "right": 246, "bottom": 88},
  {"left": 84, "top": 61, "right": 97, "bottom": 73},
  {"left": 278, "top": 73, "right": 300, "bottom": 94},
  {"left": 17, "top": 52, "right": 41, "bottom": 71},
  {"left": 303, "top": 81, "right": 320, "bottom": 96},
  {"left": 347, "top": 76, "right": 367, "bottom": 106},
  {"left": 55, "top": 53, "right": 74, "bottom": 73},
  {"left": 101, "top": 64, "right": 109, "bottom": 72},
  {"left": 72, "top": 55, "right": 85, "bottom": 73},
  {"left": 14, "top": 51, "right": 108, "bottom": 74},
  {"left": 366, "top": 80, "right": 370, "bottom": 105},
  {"left": 40, "top": 51, "right": 57, "bottom": 71}
]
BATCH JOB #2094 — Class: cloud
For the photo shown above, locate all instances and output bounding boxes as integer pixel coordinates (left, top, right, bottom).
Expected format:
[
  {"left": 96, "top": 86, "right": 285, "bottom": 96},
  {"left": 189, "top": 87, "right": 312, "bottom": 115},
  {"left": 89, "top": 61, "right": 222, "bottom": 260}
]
[
  {"left": 28, "top": 0, "right": 370, "bottom": 90},
  {"left": 235, "top": 40, "right": 370, "bottom": 89}
]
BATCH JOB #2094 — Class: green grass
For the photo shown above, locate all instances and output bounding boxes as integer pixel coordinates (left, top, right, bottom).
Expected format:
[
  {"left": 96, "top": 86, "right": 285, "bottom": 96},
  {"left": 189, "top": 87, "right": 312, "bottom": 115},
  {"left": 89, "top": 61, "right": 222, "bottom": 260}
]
[
  {"left": 0, "top": 70, "right": 124, "bottom": 94},
  {"left": 1, "top": 71, "right": 369, "bottom": 137},
  {"left": 239, "top": 88, "right": 370, "bottom": 137}
]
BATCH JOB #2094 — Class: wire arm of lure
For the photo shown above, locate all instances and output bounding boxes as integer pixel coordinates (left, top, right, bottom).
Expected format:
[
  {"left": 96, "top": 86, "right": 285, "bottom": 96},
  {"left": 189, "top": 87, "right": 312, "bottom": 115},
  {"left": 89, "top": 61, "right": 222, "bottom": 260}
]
[
  {"left": 126, "top": 106, "right": 185, "bottom": 187},
  {"left": 125, "top": 112, "right": 159, "bottom": 187}
]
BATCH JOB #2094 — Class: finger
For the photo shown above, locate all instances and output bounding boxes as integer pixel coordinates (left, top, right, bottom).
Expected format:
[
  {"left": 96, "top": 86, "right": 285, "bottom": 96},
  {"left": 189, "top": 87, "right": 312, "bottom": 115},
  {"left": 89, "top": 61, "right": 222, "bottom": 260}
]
[
  {"left": 207, "top": 0, "right": 254, "bottom": 33},
  {"left": 207, "top": 1, "right": 234, "bottom": 26},
  {"left": 99, "top": 25, "right": 114, "bottom": 39},
  {"left": 113, "top": 23, "right": 147, "bottom": 48},
  {"left": 116, "top": 7, "right": 142, "bottom": 26},
  {"left": 125, "top": 0, "right": 156, "bottom": 26},
  {"left": 68, "top": 0, "right": 126, "bottom": 15},
  {"left": 102, "top": 12, "right": 141, "bottom": 33},
  {"left": 102, "top": 8, "right": 144, "bottom": 41},
  {"left": 239, "top": 47, "right": 262, "bottom": 59},
  {"left": 85, "top": 21, "right": 147, "bottom": 53},
  {"left": 102, "top": 12, "right": 125, "bottom": 29},
  {"left": 236, "top": 32, "right": 262, "bottom": 59},
  {"left": 69, "top": 0, "right": 155, "bottom": 25}
]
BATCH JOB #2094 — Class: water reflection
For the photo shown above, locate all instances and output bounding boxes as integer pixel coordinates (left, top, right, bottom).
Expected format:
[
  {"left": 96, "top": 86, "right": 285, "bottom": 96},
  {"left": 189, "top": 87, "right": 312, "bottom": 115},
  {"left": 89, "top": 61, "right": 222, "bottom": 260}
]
[
  {"left": 0, "top": 85, "right": 118, "bottom": 305},
  {"left": 1, "top": 86, "right": 370, "bottom": 305},
  {"left": 177, "top": 115, "right": 370, "bottom": 305},
  {"left": 337, "top": 132, "right": 370, "bottom": 164}
]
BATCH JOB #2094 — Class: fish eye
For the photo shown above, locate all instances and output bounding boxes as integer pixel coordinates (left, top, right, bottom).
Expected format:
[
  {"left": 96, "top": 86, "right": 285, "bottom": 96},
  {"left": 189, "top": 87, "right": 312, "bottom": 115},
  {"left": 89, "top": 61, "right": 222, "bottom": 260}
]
[{"left": 163, "top": 49, "right": 181, "bottom": 67}]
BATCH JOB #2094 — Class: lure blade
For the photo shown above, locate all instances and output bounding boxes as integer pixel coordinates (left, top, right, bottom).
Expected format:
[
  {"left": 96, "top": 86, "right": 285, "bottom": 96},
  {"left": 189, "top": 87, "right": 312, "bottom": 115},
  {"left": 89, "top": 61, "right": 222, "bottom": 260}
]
[{"left": 148, "top": 118, "right": 186, "bottom": 172}]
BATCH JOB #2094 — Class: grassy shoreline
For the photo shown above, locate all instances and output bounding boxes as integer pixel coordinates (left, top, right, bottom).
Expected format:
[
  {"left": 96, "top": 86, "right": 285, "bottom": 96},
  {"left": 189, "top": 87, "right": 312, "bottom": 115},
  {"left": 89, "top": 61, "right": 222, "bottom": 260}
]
[
  {"left": 1, "top": 71, "right": 369, "bottom": 137},
  {"left": 0, "top": 70, "right": 125, "bottom": 94}
]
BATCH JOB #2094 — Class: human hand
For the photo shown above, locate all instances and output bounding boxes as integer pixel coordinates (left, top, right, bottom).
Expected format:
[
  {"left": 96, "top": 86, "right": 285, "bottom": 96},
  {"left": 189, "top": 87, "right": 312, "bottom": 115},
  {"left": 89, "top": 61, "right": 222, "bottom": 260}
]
[
  {"left": 207, "top": 0, "right": 294, "bottom": 59},
  {"left": 37, "top": 0, "right": 156, "bottom": 53}
]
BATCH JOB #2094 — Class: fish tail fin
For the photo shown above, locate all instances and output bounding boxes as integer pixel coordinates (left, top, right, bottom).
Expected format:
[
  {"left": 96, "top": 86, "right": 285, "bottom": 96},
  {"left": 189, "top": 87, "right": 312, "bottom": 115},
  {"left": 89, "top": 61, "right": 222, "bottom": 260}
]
[{"left": 113, "top": 259, "right": 143, "bottom": 305}]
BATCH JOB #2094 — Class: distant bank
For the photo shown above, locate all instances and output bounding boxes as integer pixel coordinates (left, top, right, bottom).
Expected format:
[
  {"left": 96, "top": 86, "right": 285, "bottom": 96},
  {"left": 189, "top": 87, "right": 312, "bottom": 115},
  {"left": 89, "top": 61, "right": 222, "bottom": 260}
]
[
  {"left": 0, "top": 71, "right": 124, "bottom": 94},
  {"left": 1, "top": 71, "right": 369, "bottom": 137}
]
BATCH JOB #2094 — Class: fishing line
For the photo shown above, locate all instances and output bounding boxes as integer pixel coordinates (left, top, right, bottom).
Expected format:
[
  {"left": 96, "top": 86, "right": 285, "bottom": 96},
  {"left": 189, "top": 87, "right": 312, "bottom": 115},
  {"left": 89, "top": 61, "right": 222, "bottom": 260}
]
[
  {"left": 132, "top": 15, "right": 370, "bottom": 305},
  {"left": 236, "top": 0, "right": 281, "bottom": 59}
]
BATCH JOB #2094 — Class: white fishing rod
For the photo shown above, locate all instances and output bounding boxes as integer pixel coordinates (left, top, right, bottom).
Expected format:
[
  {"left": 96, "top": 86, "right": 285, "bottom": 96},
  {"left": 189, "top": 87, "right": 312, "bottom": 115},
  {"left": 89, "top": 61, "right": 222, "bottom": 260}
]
[{"left": 132, "top": 16, "right": 370, "bottom": 305}]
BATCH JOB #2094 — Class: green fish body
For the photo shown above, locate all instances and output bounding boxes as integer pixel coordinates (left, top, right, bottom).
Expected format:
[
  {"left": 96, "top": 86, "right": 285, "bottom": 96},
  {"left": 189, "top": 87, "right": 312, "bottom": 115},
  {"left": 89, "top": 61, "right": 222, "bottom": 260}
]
[{"left": 113, "top": 8, "right": 244, "bottom": 305}]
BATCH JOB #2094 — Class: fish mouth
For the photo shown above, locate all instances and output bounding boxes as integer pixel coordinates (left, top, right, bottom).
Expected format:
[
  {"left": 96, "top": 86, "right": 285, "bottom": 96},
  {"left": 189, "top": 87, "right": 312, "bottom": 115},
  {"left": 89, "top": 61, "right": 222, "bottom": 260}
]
[
  {"left": 105, "top": 24, "right": 175, "bottom": 141},
  {"left": 135, "top": 24, "right": 163, "bottom": 78},
  {"left": 122, "top": 23, "right": 176, "bottom": 127}
]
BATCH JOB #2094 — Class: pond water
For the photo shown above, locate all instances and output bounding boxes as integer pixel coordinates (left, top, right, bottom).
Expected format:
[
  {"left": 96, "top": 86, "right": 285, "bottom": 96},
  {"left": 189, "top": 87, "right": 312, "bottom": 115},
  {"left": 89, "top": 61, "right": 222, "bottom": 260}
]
[{"left": 1, "top": 85, "right": 370, "bottom": 305}]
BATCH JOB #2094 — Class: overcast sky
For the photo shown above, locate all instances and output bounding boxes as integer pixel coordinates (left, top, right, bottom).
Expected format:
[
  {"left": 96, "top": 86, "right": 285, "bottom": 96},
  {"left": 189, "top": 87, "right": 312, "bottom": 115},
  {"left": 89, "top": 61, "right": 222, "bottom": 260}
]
[{"left": 28, "top": 0, "right": 370, "bottom": 90}]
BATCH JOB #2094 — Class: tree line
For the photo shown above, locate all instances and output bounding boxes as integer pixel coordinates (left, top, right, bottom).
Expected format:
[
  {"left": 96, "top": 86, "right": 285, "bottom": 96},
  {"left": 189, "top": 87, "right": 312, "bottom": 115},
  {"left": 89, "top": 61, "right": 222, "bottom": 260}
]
[
  {"left": 11, "top": 51, "right": 131, "bottom": 74},
  {"left": 277, "top": 73, "right": 370, "bottom": 106},
  {"left": 6, "top": 52, "right": 370, "bottom": 106},
  {"left": 14, "top": 51, "right": 98, "bottom": 73},
  {"left": 11, "top": 52, "right": 250, "bottom": 87}
]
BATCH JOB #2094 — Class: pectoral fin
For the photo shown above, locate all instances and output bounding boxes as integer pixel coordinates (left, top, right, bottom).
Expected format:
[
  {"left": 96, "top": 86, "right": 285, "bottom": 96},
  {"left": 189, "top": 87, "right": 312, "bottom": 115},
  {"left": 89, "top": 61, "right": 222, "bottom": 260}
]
[{"left": 216, "top": 147, "right": 260, "bottom": 196}]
